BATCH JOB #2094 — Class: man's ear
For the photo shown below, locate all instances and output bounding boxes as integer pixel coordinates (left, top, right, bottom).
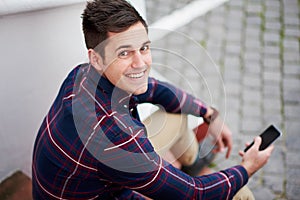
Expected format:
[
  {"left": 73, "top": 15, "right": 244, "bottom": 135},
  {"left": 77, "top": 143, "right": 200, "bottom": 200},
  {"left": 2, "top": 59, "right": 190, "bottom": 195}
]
[{"left": 88, "top": 49, "right": 104, "bottom": 73}]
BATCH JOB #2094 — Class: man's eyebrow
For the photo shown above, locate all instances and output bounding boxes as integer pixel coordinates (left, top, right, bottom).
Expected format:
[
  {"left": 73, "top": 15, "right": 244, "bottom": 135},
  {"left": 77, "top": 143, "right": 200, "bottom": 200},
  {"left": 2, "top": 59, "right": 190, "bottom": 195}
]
[{"left": 115, "top": 40, "right": 151, "bottom": 52}]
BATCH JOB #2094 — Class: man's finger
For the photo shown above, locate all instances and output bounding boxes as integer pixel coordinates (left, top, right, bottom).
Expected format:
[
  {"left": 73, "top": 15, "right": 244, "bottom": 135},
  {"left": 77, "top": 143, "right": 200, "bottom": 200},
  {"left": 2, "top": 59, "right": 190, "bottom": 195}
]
[
  {"left": 225, "top": 137, "right": 232, "bottom": 158},
  {"left": 253, "top": 136, "right": 262, "bottom": 150},
  {"left": 263, "top": 144, "right": 275, "bottom": 154},
  {"left": 238, "top": 150, "right": 244, "bottom": 157},
  {"left": 212, "top": 139, "right": 222, "bottom": 153},
  {"left": 225, "top": 145, "right": 232, "bottom": 159}
]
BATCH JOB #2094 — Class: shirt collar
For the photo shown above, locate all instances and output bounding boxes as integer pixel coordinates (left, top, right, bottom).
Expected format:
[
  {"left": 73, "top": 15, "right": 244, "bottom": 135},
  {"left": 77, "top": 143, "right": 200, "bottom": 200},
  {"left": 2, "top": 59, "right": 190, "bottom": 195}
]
[{"left": 85, "top": 63, "right": 139, "bottom": 108}]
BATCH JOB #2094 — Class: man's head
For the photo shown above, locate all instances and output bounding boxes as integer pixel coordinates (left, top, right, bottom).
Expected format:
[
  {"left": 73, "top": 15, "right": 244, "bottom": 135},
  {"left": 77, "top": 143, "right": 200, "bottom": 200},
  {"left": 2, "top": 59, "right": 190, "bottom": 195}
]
[
  {"left": 82, "top": 0, "right": 148, "bottom": 51},
  {"left": 82, "top": 0, "right": 152, "bottom": 95}
]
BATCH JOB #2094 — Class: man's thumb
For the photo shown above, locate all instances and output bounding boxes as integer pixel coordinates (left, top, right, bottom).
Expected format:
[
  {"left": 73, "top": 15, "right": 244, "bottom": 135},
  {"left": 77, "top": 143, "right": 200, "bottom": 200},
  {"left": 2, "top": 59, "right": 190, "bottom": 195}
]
[{"left": 253, "top": 136, "right": 262, "bottom": 149}]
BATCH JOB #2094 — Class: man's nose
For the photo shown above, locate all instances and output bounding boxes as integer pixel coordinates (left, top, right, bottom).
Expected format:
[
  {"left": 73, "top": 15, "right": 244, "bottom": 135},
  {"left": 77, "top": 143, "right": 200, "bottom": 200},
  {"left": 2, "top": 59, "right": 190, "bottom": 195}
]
[{"left": 131, "top": 51, "right": 145, "bottom": 68}]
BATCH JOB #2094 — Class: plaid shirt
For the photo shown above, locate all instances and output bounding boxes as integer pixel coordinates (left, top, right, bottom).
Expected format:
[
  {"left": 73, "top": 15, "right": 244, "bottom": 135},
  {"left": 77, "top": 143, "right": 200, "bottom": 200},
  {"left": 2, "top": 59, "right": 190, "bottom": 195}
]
[{"left": 32, "top": 63, "right": 248, "bottom": 199}]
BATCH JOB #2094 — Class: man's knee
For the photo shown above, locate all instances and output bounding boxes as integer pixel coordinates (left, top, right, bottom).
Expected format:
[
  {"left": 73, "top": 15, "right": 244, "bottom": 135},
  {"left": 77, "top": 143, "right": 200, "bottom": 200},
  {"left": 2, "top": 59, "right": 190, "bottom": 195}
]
[{"left": 233, "top": 186, "right": 255, "bottom": 200}]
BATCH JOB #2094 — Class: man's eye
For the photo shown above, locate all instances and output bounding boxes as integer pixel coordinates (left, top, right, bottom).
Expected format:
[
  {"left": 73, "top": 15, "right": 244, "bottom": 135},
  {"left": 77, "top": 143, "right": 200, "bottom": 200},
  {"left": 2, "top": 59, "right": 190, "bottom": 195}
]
[
  {"left": 140, "top": 45, "right": 150, "bottom": 52},
  {"left": 118, "top": 51, "right": 129, "bottom": 58}
]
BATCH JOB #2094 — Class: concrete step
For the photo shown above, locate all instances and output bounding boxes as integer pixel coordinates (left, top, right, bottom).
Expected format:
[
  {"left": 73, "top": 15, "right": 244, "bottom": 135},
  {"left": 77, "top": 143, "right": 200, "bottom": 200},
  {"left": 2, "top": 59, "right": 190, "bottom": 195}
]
[{"left": 0, "top": 171, "right": 32, "bottom": 200}]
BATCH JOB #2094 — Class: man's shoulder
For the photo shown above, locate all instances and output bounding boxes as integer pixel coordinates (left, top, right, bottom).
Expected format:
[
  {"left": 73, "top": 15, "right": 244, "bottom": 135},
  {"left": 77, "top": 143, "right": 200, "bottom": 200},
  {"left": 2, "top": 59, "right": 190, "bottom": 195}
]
[{"left": 66, "top": 63, "right": 89, "bottom": 80}]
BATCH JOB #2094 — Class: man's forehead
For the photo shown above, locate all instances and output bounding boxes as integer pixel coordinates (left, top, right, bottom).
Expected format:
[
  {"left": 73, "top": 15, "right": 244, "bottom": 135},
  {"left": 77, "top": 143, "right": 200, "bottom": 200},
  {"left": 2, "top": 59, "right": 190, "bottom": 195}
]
[{"left": 107, "top": 26, "right": 149, "bottom": 49}]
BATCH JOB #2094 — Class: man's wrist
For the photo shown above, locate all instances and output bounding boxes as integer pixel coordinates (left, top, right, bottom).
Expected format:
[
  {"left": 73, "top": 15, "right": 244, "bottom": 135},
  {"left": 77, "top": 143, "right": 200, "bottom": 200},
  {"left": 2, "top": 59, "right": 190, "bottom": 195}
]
[
  {"left": 203, "top": 107, "right": 219, "bottom": 124},
  {"left": 240, "top": 162, "right": 255, "bottom": 178}
]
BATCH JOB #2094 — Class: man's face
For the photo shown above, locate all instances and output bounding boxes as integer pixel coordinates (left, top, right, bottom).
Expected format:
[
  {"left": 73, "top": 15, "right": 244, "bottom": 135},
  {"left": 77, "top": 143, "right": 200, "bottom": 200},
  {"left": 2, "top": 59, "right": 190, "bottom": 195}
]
[{"left": 101, "top": 22, "right": 152, "bottom": 95}]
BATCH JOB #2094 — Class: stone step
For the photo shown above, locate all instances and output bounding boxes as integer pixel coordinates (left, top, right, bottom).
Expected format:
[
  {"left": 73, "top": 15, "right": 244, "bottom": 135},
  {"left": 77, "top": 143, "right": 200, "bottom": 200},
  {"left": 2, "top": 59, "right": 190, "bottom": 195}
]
[{"left": 0, "top": 171, "right": 32, "bottom": 200}]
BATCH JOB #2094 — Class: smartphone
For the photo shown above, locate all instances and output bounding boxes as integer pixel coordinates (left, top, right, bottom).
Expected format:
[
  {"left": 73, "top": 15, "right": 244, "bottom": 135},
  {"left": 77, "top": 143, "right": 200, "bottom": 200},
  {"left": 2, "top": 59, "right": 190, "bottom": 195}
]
[{"left": 244, "top": 124, "right": 282, "bottom": 152}]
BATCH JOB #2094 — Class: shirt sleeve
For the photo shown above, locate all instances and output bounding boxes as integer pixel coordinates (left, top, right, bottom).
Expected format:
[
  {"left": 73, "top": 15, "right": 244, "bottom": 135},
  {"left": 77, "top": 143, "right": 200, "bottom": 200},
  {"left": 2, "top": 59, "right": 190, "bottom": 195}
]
[
  {"left": 94, "top": 113, "right": 248, "bottom": 200},
  {"left": 137, "top": 77, "right": 208, "bottom": 117}
]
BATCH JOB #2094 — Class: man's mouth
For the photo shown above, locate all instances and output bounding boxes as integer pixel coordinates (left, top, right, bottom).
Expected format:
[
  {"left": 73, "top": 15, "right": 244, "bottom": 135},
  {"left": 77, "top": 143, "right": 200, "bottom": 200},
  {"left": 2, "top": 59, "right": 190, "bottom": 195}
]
[{"left": 125, "top": 70, "right": 146, "bottom": 79}]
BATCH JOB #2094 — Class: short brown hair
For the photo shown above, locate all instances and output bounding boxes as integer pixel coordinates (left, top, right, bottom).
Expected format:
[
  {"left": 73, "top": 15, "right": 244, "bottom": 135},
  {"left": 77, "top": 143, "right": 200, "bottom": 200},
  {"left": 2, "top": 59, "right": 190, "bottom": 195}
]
[{"left": 81, "top": 0, "right": 148, "bottom": 50}]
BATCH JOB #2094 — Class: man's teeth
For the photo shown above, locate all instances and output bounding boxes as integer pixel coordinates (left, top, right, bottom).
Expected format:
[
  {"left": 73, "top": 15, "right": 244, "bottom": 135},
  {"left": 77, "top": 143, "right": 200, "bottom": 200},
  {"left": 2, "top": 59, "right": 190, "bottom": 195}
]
[{"left": 126, "top": 71, "right": 144, "bottom": 78}]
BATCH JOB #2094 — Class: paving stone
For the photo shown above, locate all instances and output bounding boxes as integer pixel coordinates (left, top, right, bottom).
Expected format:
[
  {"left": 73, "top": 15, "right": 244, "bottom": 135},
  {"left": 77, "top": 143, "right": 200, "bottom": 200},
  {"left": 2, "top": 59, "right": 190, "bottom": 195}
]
[
  {"left": 283, "top": 51, "right": 300, "bottom": 63},
  {"left": 283, "top": 88, "right": 300, "bottom": 104},
  {"left": 224, "top": 69, "right": 242, "bottom": 83},
  {"left": 286, "top": 168, "right": 300, "bottom": 185},
  {"left": 244, "top": 51, "right": 261, "bottom": 62},
  {"left": 263, "top": 82, "right": 281, "bottom": 98},
  {"left": 225, "top": 113, "right": 240, "bottom": 131},
  {"left": 286, "top": 151, "right": 300, "bottom": 167},
  {"left": 265, "top": 21, "right": 282, "bottom": 31},
  {"left": 247, "top": 171, "right": 261, "bottom": 190},
  {"left": 228, "top": 0, "right": 245, "bottom": 8},
  {"left": 284, "top": 105, "right": 300, "bottom": 120},
  {"left": 226, "top": 19, "right": 244, "bottom": 31},
  {"left": 265, "top": 9, "right": 281, "bottom": 19},
  {"left": 246, "top": 3, "right": 263, "bottom": 15},
  {"left": 283, "top": 78, "right": 300, "bottom": 91},
  {"left": 244, "top": 38, "right": 262, "bottom": 50},
  {"left": 264, "top": 174, "right": 285, "bottom": 194},
  {"left": 245, "top": 25, "right": 261, "bottom": 38},
  {"left": 246, "top": 16, "right": 262, "bottom": 27},
  {"left": 252, "top": 187, "right": 277, "bottom": 200},
  {"left": 263, "top": 98, "right": 282, "bottom": 113},
  {"left": 265, "top": 0, "right": 281, "bottom": 11},
  {"left": 286, "top": 182, "right": 300, "bottom": 200},
  {"left": 241, "top": 118, "right": 263, "bottom": 134},
  {"left": 227, "top": 9, "right": 244, "bottom": 20},
  {"left": 226, "top": 31, "right": 243, "bottom": 44},
  {"left": 286, "top": 168, "right": 300, "bottom": 199},
  {"left": 243, "top": 75, "right": 261, "bottom": 89},
  {"left": 285, "top": 121, "right": 300, "bottom": 151},
  {"left": 283, "top": 38, "right": 300, "bottom": 51},
  {"left": 224, "top": 56, "right": 241, "bottom": 69},
  {"left": 263, "top": 71, "right": 281, "bottom": 82},
  {"left": 264, "top": 31, "right": 281, "bottom": 44},
  {"left": 284, "top": 27, "right": 300, "bottom": 38},
  {"left": 283, "top": 64, "right": 300, "bottom": 75},
  {"left": 225, "top": 43, "right": 242, "bottom": 55},
  {"left": 242, "top": 89, "right": 262, "bottom": 104},
  {"left": 263, "top": 114, "right": 283, "bottom": 127},
  {"left": 225, "top": 83, "right": 241, "bottom": 97},
  {"left": 244, "top": 60, "right": 262, "bottom": 74},
  {"left": 242, "top": 104, "right": 261, "bottom": 118},
  {"left": 264, "top": 147, "right": 285, "bottom": 173},
  {"left": 263, "top": 57, "right": 281, "bottom": 68},
  {"left": 283, "top": 15, "right": 300, "bottom": 26},
  {"left": 263, "top": 45, "right": 280, "bottom": 57}
]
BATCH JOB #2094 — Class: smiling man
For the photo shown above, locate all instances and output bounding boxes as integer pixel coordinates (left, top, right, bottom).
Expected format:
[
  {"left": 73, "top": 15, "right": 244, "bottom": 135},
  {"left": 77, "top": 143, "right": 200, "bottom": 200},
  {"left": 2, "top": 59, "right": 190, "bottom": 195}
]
[
  {"left": 32, "top": 0, "right": 274, "bottom": 199},
  {"left": 90, "top": 22, "right": 152, "bottom": 95}
]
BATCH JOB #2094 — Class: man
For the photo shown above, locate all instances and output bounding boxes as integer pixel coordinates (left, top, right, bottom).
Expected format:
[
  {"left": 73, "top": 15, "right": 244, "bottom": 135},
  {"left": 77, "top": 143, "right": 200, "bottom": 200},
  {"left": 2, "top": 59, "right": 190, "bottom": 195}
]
[{"left": 32, "top": 0, "right": 274, "bottom": 199}]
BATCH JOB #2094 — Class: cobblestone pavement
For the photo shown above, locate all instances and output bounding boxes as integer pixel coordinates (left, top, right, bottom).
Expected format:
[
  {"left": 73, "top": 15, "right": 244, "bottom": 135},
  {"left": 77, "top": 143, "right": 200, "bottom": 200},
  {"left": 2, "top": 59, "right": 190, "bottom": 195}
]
[{"left": 146, "top": 0, "right": 300, "bottom": 199}]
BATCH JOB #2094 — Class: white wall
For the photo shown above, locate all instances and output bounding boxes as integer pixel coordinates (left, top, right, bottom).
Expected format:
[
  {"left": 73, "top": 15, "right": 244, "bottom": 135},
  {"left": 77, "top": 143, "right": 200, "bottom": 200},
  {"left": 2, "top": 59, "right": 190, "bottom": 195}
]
[
  {"left": 0, "top": 3, "right": 87, "bottom": 181},
  {"left": 0, "top": 0, "right": 146, "bottom": 182}
]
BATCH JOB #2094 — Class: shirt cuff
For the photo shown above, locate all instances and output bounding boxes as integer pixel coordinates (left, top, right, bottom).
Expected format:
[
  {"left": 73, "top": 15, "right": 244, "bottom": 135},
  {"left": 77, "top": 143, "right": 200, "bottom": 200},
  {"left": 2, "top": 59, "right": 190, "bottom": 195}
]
[{"left": 235, "top": 165, "right": 249, "bottom": 185}]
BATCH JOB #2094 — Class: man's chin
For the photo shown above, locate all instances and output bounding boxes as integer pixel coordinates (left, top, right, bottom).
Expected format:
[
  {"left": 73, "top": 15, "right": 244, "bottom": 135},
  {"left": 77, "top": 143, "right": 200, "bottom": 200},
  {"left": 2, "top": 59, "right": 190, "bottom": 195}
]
[{"left": 132, "top": 86, "right": 148, "bottom": 95}]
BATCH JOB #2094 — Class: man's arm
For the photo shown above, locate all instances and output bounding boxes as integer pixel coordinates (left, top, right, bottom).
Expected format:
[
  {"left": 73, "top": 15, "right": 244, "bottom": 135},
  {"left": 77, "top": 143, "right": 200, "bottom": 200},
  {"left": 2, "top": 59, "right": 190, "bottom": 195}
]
[
  {"left": 138, "top": 77, "right": 233, "bottom": 158},
  {"left": 95, "top": 114, "right": 248, "bottom": 199},
  {"left": 137, "top": 77, "right": 208, "bottom": 117}
]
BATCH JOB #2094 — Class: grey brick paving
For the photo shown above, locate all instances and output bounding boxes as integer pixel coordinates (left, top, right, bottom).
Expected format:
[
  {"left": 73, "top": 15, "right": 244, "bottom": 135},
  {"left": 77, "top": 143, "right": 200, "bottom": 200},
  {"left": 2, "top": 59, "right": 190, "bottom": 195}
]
[{"left": 146, "top": 0, "right": 300, "bottom": 199}]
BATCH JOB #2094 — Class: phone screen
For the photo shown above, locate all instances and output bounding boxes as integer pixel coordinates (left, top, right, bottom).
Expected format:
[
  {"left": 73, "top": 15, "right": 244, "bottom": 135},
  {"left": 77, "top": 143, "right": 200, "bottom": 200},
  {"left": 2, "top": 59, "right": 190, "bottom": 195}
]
[{"left": 244, "top": 125, "right": 282, "bottom": 152}]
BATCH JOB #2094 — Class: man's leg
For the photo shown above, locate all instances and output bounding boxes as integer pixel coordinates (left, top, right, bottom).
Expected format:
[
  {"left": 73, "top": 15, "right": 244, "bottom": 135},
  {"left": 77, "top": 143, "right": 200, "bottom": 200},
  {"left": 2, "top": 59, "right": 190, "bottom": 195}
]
[
  {"left": 143, "top": 109, "right": 194, "bottom": 165},
  {"left": 143, "top": 109, "right": 213, "bottom": 174}
]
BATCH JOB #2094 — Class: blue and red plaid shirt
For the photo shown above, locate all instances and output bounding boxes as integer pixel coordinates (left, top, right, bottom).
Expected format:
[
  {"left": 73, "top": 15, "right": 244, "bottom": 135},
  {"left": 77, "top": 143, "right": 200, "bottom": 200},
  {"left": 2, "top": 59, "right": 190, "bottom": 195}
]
[{"left": 32, "top": 63, "right": 248, "bottom": 199}]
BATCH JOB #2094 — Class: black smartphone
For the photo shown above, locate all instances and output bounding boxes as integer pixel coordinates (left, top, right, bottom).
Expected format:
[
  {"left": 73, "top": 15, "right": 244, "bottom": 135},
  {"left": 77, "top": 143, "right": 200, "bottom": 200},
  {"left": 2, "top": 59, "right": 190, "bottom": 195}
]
[{"left": 244, "top": 125, "right": 282, "bottom": 152}]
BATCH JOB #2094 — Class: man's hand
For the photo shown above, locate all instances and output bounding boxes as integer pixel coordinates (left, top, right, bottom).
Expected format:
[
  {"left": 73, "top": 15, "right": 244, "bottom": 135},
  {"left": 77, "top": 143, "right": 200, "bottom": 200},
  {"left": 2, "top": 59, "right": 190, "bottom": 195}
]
[
  {"left": 206, "top": 113, "right": 233, "bottom": 159},
  {"left": 239, "top": 137, "right": 274, "bottom": 177}
]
